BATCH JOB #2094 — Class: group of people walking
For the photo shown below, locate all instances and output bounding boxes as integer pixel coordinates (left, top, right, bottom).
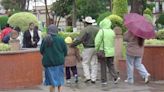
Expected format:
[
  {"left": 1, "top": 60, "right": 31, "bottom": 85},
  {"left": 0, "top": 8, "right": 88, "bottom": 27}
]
[{"left": 40, "top": 16, "right": 150, "bottom": 92}]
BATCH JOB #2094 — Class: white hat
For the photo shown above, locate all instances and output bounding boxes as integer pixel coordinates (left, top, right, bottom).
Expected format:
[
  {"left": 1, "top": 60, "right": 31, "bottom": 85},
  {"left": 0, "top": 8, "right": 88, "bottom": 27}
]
[{"left": 83, "top": 16, "right": 96, "bottom": 23}]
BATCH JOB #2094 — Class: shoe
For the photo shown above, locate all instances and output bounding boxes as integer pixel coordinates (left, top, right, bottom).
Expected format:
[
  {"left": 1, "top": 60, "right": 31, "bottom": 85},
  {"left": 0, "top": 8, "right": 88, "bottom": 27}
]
[
  {"left": 101, "top": 82, "right": 107, "bottom": 85},
  {"left": 145, "top": 74, "right": 150, "bottom": 84},
  {"left": 124, "top": 80, "right": 128, "bottom": 83},
  {"left": 75, "top": 75, "right": 78, "bottom": 83},
  {"left": 114, "top": 77, "right": 120, "bottom": 84},
  {"left": 66, "top": 80, "right": 71, "bottom": 84},
  {"left": 84, "top": 79, "right": 91, "bottom": 83},
  {"left": 124, "top": 79, "right": 134, "bottom": 84},
  {"left": 91, "top": 81, "right": 96, "bottom": 84}
]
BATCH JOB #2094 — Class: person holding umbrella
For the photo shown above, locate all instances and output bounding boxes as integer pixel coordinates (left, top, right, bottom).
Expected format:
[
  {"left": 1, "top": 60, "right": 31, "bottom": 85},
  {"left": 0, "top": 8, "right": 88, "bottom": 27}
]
[{"left": 123, "top": 13, "right": 155, "bottom": 84}]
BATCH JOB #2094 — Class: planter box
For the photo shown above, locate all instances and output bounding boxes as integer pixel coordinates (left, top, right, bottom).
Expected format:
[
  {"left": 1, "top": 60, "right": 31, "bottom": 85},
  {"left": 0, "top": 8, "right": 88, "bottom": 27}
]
[
  {"left": 143, "top": 45, "right": 164, "bottom": 80},
  {"left": 0, "top": 49, "right": 42, "bottom": 89},
  {"left": 119, "top": 45, "right": 164, "bottom": 81}
]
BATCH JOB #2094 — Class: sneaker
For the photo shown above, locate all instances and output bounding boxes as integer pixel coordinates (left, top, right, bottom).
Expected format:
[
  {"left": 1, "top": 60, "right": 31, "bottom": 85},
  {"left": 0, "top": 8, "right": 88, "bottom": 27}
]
[
  {"left": 66, "top": 80, "right": 71, "bottom": 84},
  {"left": 75, "top": 75, "right": 78, "bottom": 83},
  {"left": 124, "top": 79, "right": 134, "bottom": 84},
  {"left": 114, "top": 77, "right": 120, "bottom": 84},
  {"left": 84, "top": 79, "right": 91, "bottom": 83},
  {"left": 91, "top": 81, "right": 96, "bottom": 84},
  {"left": 101, "top": 82, "right": 107, "bottom": 85},
  {"left": 124, "top": 79, "right": 128, "bottom": 83},
  {"left": 145, "top": 74, "right": 150, "bottom": 84}
]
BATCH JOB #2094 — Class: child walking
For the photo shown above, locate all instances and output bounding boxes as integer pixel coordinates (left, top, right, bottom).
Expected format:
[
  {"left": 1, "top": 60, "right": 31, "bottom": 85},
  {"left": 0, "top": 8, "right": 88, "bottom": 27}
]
[{"left": 64, "top": 37, "right": 81, "bottom": 83}]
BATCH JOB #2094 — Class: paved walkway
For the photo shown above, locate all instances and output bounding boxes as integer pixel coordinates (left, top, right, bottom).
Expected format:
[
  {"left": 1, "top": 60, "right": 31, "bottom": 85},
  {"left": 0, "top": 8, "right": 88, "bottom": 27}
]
[
  {"left": 0, "top": 80, "right": 164, "bottom": 92},
  {"left": 0, "top": 64, "right": 164, "bottom": 92}
]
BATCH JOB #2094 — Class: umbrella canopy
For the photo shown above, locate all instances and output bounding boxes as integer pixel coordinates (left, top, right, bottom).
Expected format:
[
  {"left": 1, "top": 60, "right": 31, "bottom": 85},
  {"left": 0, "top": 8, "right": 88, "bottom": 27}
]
[{"left": 124, "top": 13, "right": 155, "bottom": 39}]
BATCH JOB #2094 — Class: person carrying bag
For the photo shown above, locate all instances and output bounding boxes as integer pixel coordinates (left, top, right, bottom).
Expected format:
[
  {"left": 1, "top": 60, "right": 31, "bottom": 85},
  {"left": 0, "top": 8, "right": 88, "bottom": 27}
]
[
  {"left": 96, "top": 30, "right": 105, "bottom": 59},
  {"left": 95, "top": 18, "right": 120, "bottom": 85}
]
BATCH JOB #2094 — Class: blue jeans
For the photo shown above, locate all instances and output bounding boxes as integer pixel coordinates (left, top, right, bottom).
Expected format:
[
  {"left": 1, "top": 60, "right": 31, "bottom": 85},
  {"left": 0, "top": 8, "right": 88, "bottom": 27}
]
[{"left": 126, "top": 54, "right": 149, "bottom": 84}]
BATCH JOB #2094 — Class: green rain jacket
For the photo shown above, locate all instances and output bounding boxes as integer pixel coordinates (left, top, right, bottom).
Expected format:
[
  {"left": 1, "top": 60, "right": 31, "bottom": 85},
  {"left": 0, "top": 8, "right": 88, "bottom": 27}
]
[{"left": 95, "top": 18, "right": 115, "bottom": 57}]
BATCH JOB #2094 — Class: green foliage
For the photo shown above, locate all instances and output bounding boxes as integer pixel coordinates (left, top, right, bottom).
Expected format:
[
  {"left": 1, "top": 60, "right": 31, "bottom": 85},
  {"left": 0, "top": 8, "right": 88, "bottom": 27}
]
[
  {"left": 156, "top": 14, "right": 164, "bottom": 25},
  {"left": 41, "top": 31, "right": 79, "bottom": 39},
  {"left": 65, "top": 26, "right": 73, "bottom": 32},
  {"left": 143, "top": 14, "right": 153, "bottom": 23},
  {"left": 112, "top": 0, "right": 128, "bottom": 17},
  {"left": 1, "top": 0, "right": 27, "bottom": 11},
  {"left": 97, "top": 11, "right": 111, "bottom": 25},
  {"left": 51, "top": 0, "right": 72, "bottom": 17},
  {"left": 0, "top": 16, "right": 9, "bottom": 30},
  {"left": 0, "top": 43, "right": 11, "bottom": 51},
  {"left": 146, "top": 3, "right": 155, "bottom": 11},
  {"left": 58, "top": 32, "right": 79, "bottom": 39},
  {"left": 122, "top": 42, "right": 127, "bottom": 60},
  {"left": 108, "top": 14, "right": 123, "bottom": 29},
  {"left": 77, "top": 0, "right": 107, "bottom": 20},
  {"left": 145, "top": 39, "right": 164, "bottom": 45},
  {"left": 8, "top": 12, "right": 38, "bottom": 32},
  {"left": 143, "top": 8, "right": 153, "bottom": 16},
  {"left": 157, "top": 29, "right": 164, "bottom": 40}
]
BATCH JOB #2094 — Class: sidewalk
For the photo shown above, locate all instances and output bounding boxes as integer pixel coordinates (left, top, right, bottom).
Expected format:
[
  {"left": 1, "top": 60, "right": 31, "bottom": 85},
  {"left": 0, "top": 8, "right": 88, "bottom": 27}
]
[
  {"left": 0, "top": 80, "right": 164, "bottom": 92},
  {"left": 0, "top": 64, "right": 164, "bottom": 92}
]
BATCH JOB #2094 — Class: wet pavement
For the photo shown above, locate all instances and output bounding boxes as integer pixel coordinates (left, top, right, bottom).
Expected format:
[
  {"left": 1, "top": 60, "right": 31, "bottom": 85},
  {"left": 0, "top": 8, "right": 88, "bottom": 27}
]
[
  {"left": 0, "top": 79, "right": 164, "bottom": 92},
  {"left": 0, "top": 64, "right": 164, "bottom": 92}
]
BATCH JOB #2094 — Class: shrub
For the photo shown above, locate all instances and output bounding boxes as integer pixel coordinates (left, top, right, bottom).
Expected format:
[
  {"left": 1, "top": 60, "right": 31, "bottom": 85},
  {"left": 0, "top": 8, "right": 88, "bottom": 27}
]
[
  {"left": 155, "top": 14, "right": 164, "bottom": 25},
  {"left": 144, "top": 8, "right": 153, "bottom": 17},
  {"left": 0, "top": 16, "right": 9, "bottom": 30},
  {"left": 41, "top": 31, "right": 80, "bottom": 39},
  {"left": 112, "top": 0, "right": 128, "bottom": 17},
  {"left": 65, "top": 26, "right": 73, "bottom": 32},
  {"left": 8, "top": 12, "right": 38, "bottom": 32},
  {"left": 97, "top": 11, "right": 111, "bottom": 25},
  {"left": 0, "top": 43, "right": 11, "bottom": 51},
  {"left": 157, "top": 29, "right": 164, "bottom": 40},
  {"left": 58, "top": 32, "right": 79, "bottom": 39},
  {"left": 143, "top": 14, "right": 153, "bottom": 23},
  {"left": 145, "top": 39, "right": 164, "bottom": 45},
  {"left": 108, "top": 14, "right": 123, "bottom": 29}
]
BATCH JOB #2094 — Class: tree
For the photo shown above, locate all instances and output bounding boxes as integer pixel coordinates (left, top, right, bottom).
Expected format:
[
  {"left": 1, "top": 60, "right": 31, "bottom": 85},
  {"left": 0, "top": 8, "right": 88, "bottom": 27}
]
[
  {"left": 1, "top": 0, "right": 30, "bottom": 13},
  {"left": 130, "top": 0, "right": 147, "bottom": 15},
  {"left": 112, "top": 0, "right": 128, "bottom": 17},
  {"left": 51, "top": 0, "right": 72, "bottom": 26},
  {"left": 44, "top": 0, "right": 51, "bottom": 26},
  {"left": 76, "top": 0, "right": 107, "bottom": 20}
]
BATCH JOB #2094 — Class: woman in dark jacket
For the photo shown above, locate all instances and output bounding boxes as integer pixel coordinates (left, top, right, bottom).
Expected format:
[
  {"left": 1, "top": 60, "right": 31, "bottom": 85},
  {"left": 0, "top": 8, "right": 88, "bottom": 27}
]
[
  {"left": 23, "top": 23, "right": 40, "bottom": 48},
  {"left": 40, "top": 24, "right": 67, "bottom": 92}
]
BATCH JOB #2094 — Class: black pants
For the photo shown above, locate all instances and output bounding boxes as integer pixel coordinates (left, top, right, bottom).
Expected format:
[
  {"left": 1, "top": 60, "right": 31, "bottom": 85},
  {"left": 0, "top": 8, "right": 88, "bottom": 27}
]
[
  {"left": 99, "top": 57, "right": 118, "bottom": 82},
  {"left": 65, "top": 66, "right": 78, "bottom": 80}
]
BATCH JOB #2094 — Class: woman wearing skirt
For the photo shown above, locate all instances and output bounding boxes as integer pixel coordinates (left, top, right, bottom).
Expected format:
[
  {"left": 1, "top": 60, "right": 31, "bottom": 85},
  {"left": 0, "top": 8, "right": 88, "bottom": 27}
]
[{"left": 40, "top": 24, "right": 67, "bottom": 92}]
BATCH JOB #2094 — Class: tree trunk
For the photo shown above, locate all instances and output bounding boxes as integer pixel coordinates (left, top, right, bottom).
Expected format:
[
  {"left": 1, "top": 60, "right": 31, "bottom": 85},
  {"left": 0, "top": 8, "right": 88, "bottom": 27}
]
[
  {"left": 54, "top": 15, "right": 57, "bottom": 25},
  {"left": 109, "top": 0, "right": 112, "bottom": 11},
  {"left": 72, "top": 0, "right": 77, "bottom": 28},
  {"left": 130, "top": 0, "right": 145, "bottom": 15},
  {"left": 26, "top": 0, "right": 30, "bottom": 10},
  {"left": 57, "top": 16, "right": 61, "bottom": 27},
  {"left": 44, "top": 0, "right": 50, "bottom": 26}
]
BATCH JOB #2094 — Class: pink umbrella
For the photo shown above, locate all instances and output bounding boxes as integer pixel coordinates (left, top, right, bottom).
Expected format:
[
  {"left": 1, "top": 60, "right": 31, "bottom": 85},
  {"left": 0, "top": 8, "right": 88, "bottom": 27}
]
[{"left": 124, "top": 13, "right": 155, "bottom": 39}]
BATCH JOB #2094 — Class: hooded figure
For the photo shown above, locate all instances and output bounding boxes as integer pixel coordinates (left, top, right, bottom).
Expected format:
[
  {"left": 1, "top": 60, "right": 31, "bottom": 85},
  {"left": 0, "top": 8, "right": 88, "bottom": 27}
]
[
  {"left": 95, "top": 18, "right": 120, "bottom": 84},
  {"left": 44, "top": 24, "right": 58, "bottom": 47},
  {"left": 40, "top": 24, "right": 67, "bottom": 92},
  {"left": 95, "top": 18, "right": 115, "bottom": 57}
]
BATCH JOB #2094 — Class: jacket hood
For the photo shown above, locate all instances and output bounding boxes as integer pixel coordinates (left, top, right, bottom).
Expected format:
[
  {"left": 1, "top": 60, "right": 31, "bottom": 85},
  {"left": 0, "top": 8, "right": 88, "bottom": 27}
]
[
  {"left": 99, "top": 18, "right": 112, "bottom": 29},
  {"left": 47, "top": 24, "right": 58, "bottom": 35}
]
